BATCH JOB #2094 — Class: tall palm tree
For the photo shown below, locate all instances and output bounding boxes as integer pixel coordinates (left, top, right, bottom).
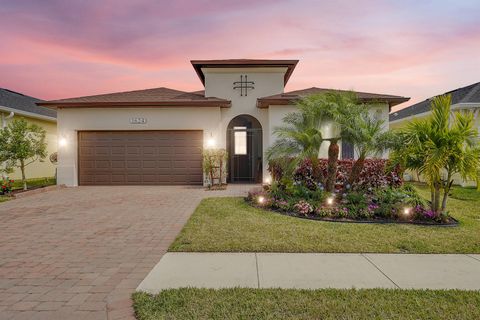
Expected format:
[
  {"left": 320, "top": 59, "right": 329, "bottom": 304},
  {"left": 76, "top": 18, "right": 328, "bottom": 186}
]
[{"left": 391, "top": 94, "right": 480, "bottom": 214}]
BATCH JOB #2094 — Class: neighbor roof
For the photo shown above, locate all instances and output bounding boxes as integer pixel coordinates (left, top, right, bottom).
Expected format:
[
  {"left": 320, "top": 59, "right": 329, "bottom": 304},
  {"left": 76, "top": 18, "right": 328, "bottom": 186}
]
[
  {"left": 38, "top": 87, "right": 231, "bottom": 108},
  {"left": 390, "top": 82, "right": 480, "bottom": 122},
  {"left": 191, "top": 59, "right": 299, "bottom": 86},
  {"left": 0, "top": 88, "right": 56, "bottom": 118},
  {"left": 257, "top": 87, "right": 410, "bottom": 109}
]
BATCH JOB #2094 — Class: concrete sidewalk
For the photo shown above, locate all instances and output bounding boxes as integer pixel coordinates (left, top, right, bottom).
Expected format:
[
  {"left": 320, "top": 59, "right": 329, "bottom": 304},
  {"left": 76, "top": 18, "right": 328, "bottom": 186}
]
[{"left": 137, "top": 253, "right": 480, "bottom": 293}]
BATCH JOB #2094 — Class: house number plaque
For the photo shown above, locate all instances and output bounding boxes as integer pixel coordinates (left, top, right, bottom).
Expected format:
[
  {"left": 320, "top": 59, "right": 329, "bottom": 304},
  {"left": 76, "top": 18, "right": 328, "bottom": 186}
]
[{"left": 129, "top": 117, "right": 147, "bottom": 124}]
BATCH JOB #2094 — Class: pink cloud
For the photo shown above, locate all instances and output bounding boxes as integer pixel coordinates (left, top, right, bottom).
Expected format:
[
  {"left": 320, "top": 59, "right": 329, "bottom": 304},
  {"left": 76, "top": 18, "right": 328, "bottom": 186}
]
[{"left": 0, "top": 0, "right": 479, "bottom": 108}]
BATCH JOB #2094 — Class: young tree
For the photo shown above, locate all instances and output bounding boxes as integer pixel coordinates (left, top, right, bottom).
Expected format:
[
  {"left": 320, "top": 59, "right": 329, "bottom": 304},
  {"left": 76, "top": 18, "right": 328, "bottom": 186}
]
[
  {"left": 0, "top": 118, "right": 47, "bottom": 190},
  {"left": 391, "top": 94, "right": 480, "bottom": 214}
]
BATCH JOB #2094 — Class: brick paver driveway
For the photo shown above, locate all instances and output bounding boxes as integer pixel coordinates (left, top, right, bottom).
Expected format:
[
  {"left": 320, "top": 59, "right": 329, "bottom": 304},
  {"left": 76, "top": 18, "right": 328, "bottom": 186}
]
[{"left": 0, "top": 185, "right": 251, "bottom": 320}]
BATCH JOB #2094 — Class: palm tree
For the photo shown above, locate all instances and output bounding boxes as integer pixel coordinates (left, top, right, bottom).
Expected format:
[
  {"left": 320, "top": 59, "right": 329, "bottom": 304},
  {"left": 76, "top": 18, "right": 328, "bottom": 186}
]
[
  {"left": 391, "top": 94, "right": 480, "bottom": 214},
  {"left": 266, "top": 109, "right": 323, "bottom": 176},
  {"left": 342, "top": 113, "right": 393, "bottom": 185},
  {"left": 298, "top": 91, "right": 364, "bottom": 191}
]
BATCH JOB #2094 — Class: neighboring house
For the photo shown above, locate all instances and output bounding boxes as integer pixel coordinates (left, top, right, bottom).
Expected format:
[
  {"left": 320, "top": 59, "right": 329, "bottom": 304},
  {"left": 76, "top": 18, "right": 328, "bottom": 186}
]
[
  {"left": 0, "top": 88, "right": 57, "bottom": 180},
  {"left": 38, "top": 59, "right": 409, "bottom": 187},
  {"left": 389, "top": 82, "right": 480, "bottom": 185}
]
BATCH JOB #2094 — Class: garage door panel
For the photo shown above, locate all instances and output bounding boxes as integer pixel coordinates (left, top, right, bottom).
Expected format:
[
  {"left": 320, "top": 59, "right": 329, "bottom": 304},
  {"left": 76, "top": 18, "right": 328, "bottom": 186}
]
[{"left": 78, "top": 131, "right": 203, "bottom": 185}]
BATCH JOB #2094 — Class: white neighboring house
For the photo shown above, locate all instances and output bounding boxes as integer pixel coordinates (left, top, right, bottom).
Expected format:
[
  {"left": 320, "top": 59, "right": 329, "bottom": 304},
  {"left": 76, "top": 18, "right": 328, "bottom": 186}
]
[
  {"left": 390, "top": 82, "right": 480, "bottom": 186},
  {"left": 38, "top": 59, "right": 409, "bottom": 187}
]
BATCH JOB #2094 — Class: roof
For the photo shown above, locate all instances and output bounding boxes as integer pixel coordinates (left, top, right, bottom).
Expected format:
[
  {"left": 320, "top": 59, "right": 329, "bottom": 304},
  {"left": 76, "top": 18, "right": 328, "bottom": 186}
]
[
  {"left": 390, "top": 82, "right": 480, "bottom": 122},
  {"left": 38, "top": 87, "right": 231, "bottom": 108},
  {"left": 257, "top": 87, "right": 410, "bottom": 109},
  {"left": 191, "top": 59, "right": 299, "bottom": 86},
  {"left": 0, "top": 88, "right": 56, "bottom": 118}
]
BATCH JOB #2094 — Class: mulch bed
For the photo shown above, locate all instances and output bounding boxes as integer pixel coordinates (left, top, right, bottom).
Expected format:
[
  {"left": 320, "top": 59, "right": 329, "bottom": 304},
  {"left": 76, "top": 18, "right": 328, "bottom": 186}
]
[{"left": 247, "top": 201, "right": 459, "bottom": 227}]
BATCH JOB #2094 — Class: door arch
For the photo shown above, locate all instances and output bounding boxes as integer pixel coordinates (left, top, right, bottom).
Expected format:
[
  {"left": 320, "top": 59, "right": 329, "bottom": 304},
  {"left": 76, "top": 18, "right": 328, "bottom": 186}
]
[{"left": 226, "top": 115, "right": 262, "bottom": 183}]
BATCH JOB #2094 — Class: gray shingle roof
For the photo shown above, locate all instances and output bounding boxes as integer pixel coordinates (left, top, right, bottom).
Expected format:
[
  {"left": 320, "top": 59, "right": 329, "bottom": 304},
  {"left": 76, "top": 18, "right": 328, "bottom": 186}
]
[
  {"left": 0, "top": 88, "right": 56, "bottom": 118},
  {"left": 390, "top": 82, "right": 480, "bottom": 122}
]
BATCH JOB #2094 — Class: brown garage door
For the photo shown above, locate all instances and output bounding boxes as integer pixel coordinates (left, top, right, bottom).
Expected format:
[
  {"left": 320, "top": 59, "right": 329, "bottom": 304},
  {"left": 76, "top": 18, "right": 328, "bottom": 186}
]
[{"left": 78, "top": 131, "right": 203, "bottom": 185}]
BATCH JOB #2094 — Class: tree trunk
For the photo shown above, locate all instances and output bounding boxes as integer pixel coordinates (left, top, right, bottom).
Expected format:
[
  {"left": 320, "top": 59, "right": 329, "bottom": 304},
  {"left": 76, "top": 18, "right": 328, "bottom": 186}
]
[
  {"left": 349, "top": 155, "right": 365, "bottom": 186},
  {"left": 432, "top": 182, "right": 441, "bottom": 213},
  {"left": 20, "top": 160, "right": 27, "bottom": 191},
  {"left": 441, "top": 173, "right": 453, "bottom": 213},
  {"left": 326, "top": 139, "right": 339, "bottom": 192}
]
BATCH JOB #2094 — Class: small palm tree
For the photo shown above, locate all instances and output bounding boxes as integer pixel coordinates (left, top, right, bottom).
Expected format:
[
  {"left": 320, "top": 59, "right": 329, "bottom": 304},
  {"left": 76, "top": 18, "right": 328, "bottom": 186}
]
[
  {"left": 343, "top": 113, "right": 393, "bottom": 185},
  {"left": 297, "top": 91, "right": 363, "bottom": 192},
  {"left": 391, "top": 94, "right": 480, "bottom": 214},
  {"left": 266, "top": 109, "right": 323, "bottom": 175}
]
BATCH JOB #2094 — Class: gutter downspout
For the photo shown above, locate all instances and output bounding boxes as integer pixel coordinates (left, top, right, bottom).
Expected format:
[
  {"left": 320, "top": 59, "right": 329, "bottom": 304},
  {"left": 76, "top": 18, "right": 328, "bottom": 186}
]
[
  {"left": 1, "top": 110, "right": 15, "bottom": 179},
  {"left": 1, "top": 110, "right": 15, "bottom": 128}
]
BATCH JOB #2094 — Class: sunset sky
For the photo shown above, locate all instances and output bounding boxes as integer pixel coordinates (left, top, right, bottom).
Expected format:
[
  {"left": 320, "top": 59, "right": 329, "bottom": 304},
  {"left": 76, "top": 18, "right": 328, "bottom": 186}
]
[{"left": 1, "top": 0, "right": 479, "bottom": 111}]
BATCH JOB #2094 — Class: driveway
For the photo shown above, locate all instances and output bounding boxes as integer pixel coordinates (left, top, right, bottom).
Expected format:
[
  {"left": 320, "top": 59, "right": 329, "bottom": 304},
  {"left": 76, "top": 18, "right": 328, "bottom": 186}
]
[{"left": 0, "top": 185, "right": 251, "bottom": 320}]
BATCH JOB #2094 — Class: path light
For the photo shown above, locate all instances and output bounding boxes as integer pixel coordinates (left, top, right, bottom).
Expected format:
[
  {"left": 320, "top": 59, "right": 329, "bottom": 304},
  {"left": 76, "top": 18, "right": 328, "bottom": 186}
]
[
  {"left": 59, "top": 137, "right": 67, "bottom": 147},
  {"left": 326, "top": 197, "right": 334, "bottom": 205},
  {"left": 258, "top": 196, "right": 265, "bottom": 204},
  {"left": 403, "top": 207, "right": 411, "bottom": 216}
]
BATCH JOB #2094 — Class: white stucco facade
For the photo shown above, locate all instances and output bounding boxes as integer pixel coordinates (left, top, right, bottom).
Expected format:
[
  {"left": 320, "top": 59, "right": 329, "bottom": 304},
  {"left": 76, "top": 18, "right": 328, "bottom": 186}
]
[{"left": 52, "top": 60, "right": 397, "bottom": 186}]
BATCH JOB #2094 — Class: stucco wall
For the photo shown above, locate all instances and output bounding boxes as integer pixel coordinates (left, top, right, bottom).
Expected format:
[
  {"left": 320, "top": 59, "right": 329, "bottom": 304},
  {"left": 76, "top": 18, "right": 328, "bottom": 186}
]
[
  {"left": 1, "top": 114, "right": 57, "bottom": 180},
  {"left": 57, "top": 107, "right": 222, "bottom": 186},
  {"left": 203, "top": 67, "right": 287, "bottom": 182}
]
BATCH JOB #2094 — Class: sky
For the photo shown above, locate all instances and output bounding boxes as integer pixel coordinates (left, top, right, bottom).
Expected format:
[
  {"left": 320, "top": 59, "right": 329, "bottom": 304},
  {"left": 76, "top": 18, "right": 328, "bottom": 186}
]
[{"left": 0, "top": 0, "right": 479, "bottom": 111}]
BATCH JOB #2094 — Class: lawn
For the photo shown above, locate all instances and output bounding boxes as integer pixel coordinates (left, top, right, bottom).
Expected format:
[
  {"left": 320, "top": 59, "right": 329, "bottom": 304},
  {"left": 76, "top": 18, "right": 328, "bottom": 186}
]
[
  {"left": 170, "top": 184, "right": 480, "bottom": 253},
  {"left": 11, "top": 176, "right": 56, "bottom": 190},
  {"left": 0, "top": 177, "right": 56, "bottom": 203},
  {"left": 133, "top": 288, "right": 480, "bottom": 320}
]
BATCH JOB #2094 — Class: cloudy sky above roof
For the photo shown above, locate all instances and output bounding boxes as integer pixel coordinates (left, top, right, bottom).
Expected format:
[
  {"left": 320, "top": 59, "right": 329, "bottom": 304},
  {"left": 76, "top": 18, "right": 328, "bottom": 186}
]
[{"left": 0, "top": 0, "right": 479, "bottom": 111}]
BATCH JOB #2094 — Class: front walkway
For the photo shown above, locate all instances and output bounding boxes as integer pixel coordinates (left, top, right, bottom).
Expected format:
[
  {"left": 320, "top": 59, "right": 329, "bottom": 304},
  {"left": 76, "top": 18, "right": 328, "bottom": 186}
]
[
  {"left": 138, "top": 253, "right": 480, "bottom": 292},
  {"left": 0, "top": 185, "right": 252, "bottom": 320}
]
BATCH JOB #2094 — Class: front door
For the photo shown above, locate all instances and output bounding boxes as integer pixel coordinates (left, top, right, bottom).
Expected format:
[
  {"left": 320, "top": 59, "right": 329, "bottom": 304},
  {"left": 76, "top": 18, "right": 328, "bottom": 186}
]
[{"left": 227, "top": 115, "right": 262, "bottom": 183}]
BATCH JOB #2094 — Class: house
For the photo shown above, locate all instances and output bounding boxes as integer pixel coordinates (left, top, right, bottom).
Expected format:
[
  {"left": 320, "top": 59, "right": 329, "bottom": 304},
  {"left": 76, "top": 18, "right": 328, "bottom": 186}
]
[
  {"left": 0, "top": 88, "right": 57, "bottom": 180},
  {"left": 37, "top": 59, "right": 409, "bottom": 186},
  {"left": 389, "top": 82, "right": 480, "bottom": 185},
  {"left": 390, "top": 82, "right": 480, "bottom": 130}
]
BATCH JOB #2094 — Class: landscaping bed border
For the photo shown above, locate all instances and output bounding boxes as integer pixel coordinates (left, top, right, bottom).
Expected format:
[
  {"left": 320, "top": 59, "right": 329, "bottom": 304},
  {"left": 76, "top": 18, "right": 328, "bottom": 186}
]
[{"left": 247, "top": 201, "right": 459, "bottom": 227}]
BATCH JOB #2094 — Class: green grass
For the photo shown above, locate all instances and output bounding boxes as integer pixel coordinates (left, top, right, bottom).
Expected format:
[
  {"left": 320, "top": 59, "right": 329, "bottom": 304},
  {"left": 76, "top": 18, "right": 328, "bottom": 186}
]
[
  {"left": 132, "top": 288, "right": 480, "bottom": 320},
  {"left": 0, "top": 195, "right": 10, "bottom": 203},
  {"left": 11, "top": 176, "right": 56, "bottom": 190},
  {"left": 170, "top": 184, "right": 480, "bottom": 253}
]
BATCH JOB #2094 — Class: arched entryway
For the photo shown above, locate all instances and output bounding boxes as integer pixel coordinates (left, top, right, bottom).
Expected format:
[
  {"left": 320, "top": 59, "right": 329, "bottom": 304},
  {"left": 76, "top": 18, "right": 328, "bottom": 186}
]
[{"left": 226, "top": 115, "right": 263, "bottom": 183}]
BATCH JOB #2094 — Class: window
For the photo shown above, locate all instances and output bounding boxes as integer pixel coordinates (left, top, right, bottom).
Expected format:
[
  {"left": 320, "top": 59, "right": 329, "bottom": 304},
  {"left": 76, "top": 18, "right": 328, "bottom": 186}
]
[{"left": 234, "top": 126, "right": 247, "bottom": 155}]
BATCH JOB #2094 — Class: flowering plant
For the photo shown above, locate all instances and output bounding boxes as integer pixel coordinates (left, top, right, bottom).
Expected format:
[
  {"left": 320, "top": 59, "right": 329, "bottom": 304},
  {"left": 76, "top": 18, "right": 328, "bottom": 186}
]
[
  {"left": 1, "top": 178, "right": 13, "bottom": 195},
  {"left": 293, "top": 200, "right": 314, "bottom": 215}
]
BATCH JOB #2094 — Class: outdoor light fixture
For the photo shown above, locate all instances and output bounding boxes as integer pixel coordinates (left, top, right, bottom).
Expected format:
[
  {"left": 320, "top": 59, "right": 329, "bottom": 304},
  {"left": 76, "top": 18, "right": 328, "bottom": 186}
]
[
  {"left": 206, "top": 138, "right": 216, "bottom": 148},
  {"left": 403, "top": 207, "right": 411, "bottom": 215},
  {"left": 59, "top": 137, "right": 67, "bottom": 147},
  {"left": 264, "top": 177, "right": 271, "bottom": 185},
  {"left": 258, "top": 196, "right": 265, "bottom": 204},
  {"left": 326, "top": 197, "right": 334, "bottom": 205}
]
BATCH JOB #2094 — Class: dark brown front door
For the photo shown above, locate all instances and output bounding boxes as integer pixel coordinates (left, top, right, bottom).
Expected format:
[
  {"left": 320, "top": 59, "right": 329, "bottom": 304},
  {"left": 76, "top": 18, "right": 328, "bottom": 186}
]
[{"left": 78, "top": 131, "right": 203, "bottom": 185}]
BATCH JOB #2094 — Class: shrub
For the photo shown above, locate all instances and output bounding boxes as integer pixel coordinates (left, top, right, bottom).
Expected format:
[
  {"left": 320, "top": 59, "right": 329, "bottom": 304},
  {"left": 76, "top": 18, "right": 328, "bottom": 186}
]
[
  {"left": 293, "top": 200, "right": 314, "bottom": 215},
  {"left": 269, "top": 158, "right": 402, "bottom": 192},
  {"left": 1, "top": 178, "right": 13, "bottom": 195}
]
